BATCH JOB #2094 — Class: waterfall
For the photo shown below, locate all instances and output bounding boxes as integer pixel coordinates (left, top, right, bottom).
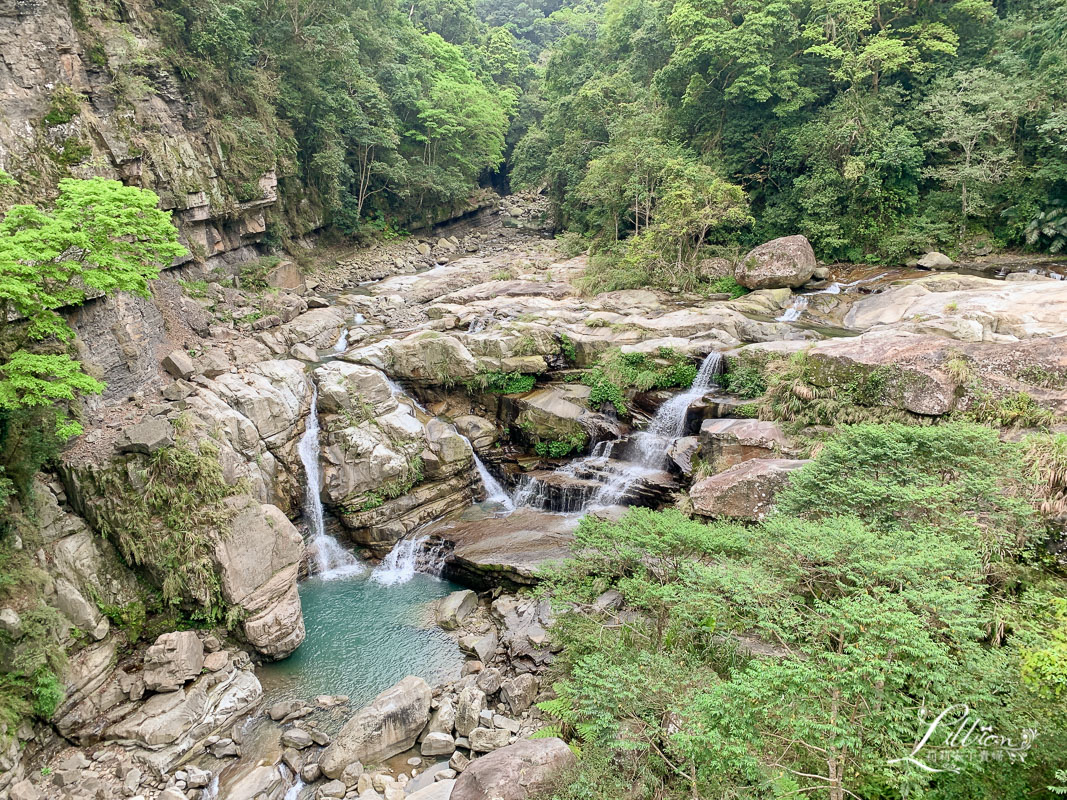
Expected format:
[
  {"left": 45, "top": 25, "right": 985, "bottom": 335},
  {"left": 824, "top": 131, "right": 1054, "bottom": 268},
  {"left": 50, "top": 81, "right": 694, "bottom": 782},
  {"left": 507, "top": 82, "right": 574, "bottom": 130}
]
[
  {"left": 513, "top": 352, "right": 722, "bottom": 512},
  {"left": 371, "top": 536, "right": 448, "bottom": 586},
  {"left": 332, "top": 329, "right": 349, "bottom": 353},
  {"left": 776, "top": 295, "right": 809, "bottom": 322},
  {"left": 459, "top": 435, "right": 514, "bottom": 511},
  {"left": 284, "top": 778, "right": 305, "bottom": 800},
  {"left": 201, "top": 777, "right": 219, "bottom": 800},
  {"left": 298, "top": 386, "right": 364, "bottom": 580}
]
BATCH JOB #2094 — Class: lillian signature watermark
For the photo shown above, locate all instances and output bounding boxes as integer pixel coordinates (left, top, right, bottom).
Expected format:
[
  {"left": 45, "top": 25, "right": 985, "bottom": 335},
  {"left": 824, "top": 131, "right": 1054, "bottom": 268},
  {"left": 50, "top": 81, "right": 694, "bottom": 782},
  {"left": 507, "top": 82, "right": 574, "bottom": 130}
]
[{"left": 888, "top": 704, "right": 1038, "bottom": 773}]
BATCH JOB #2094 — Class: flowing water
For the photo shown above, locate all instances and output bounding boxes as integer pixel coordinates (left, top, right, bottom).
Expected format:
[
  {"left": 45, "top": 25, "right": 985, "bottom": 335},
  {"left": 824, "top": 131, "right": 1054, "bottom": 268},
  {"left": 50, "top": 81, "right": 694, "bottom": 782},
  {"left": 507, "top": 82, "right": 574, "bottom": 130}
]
[
  {"left": 258, "top": 571, "right": 463, "bottom": 706},
  {"left": 371, "top": 536, "right": 450, "bottom": 586},
  {"left": 298, "top": 386, "right": 364, "bottom": 580},
  {"left": 514, "top": 352, "right": 723, "bottom": 512}
]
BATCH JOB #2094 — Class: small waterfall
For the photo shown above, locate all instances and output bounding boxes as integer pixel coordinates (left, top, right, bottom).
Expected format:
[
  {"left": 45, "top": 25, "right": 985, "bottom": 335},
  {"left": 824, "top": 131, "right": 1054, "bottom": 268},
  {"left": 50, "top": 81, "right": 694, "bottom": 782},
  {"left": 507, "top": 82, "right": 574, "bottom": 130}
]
[
  {"left": 332, "top": 329, "right": 349, "bottom": 353},
  {"left": 298, "top": 386, "right": 364, "bottom": 580},
  {"left": 459, "top": 435, "right": 514, "bottom": 511},
  {"left": 371, "top": 536, "right": 448, "bottom": 586},
  {"left": 513, "top": 353, "right": 722, "bottom": 512},
  {"left": 284, "top": 778, "right": 305, "bottom": 800},
  {"left": 776, "top": 295, "right": 809, "bottom": 322},
  {"left": 353, "top": 312, "right": 366, "bottom": 325},
  {"left": 201, "top": 777, "right": 219, "bottom": 800}
]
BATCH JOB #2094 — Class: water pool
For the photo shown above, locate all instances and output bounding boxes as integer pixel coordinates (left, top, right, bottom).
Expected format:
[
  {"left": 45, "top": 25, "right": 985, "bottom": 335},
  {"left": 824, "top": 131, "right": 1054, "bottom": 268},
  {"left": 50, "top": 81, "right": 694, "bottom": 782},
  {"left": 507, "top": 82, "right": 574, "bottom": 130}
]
[{"left": 258, "top": 571, "right": 464, "bottom": 707}]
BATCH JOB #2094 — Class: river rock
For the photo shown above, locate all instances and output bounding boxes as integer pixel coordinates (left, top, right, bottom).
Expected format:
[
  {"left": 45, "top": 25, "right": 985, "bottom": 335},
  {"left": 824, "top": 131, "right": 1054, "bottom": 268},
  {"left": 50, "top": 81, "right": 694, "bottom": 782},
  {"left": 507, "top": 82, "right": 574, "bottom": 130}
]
[
  {"left": 421, "top": 732, "right": 457, "bottom": 756},
  {"left": 690, "top": 458, "right": 810, "bottom": 519},
  {"left": 698, "top": 418, "right": 792, "bottom": 473},
  {"left": 314, "top": 361, "right": 397, "bottom": 418},
  {"left": 425, "top": 696, "right": 456, "bottom": 738},
  {"left": 476, "top": 667, "right": 502, "bottom": 695},
  {"left": 321, "top": 778, "right": 347, "bottom": 798},
  {"left": 917, "top": 251, "right": 953, "bottom": 268},
  {"left": 736, "top": 235, "right": 817, "bottom": 289},
  {"left": 340, "top": 761, "right": 364, "bottom": 786},
  {"left": 281, "top": 728, "right": 314, "bottom": 749},
  {"left": 319, "top": 676, "right": 432, "bottom": 778},
  {"left": 500, "top": 674, "right": 538, "bottom": 714},
  {"left": 470, "top": 727, "right": 511, "bottom": 752},
  {"left": 409, "top": 780, "right": 457, "bottom": 800},
  {"left": 9, "top": 779, "right": 39, "bottom": 800},
  {"left": 143, "top": 632, "right": 204, "bottom": 692},
  {"left": 455, "top": 686, "right": 486, "bottom": 736},
  {"left": 437, "top": 589, "right": 478, "bottom": 630},
  {"left": 213, "top": 495, "right": 305, "bottom": 659},
  {"left": 451, "top": 738, "right": 576, "bottom": 800},
  {"left": 453, "top": 415, "right": 497, "bottom": 449}
]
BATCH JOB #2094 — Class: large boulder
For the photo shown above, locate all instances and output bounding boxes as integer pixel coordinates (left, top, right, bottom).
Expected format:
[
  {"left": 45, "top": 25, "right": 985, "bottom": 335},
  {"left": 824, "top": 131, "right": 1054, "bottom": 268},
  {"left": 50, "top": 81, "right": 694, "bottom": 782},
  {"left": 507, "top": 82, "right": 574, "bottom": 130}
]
[
  {"left": 313, "top": 362, "right": 397, "bottom": 418},
  {"left": 736, "top": 235, "right": 817, "bottom": 290},
  {"left": 699, "top": 419, "right": 792, "bottom": 473},
  {"left": 351, "top": 331, "right": 480, "bottom": 384},
  {"left": 437, "top": 589, "right": 478, "bottom": 630},
  {"left": 319, "top": 676, "right": 432, "bottom": 778},
  {"left": 451, "top": 738, "right": 576, "bottom": 800},
  {"left": 690, "top": 458, "right": 809, "bottom": 520},
  {"left": 143, "top": 632, "right": 204, "bottom": 693},
  {"left": 213, "top": 496, "right": 305, "bottom": 659}
]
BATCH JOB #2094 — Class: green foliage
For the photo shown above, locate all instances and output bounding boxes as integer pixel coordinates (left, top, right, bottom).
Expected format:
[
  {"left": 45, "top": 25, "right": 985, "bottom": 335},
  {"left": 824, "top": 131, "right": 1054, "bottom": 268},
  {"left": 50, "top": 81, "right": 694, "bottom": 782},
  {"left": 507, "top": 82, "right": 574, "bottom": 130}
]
[
  {"left": 707, "top": 275, "right": 747, "bottom": 298},
  {"left": 513, "top": 0, "right": 1067, "bottom": 262},
  {"left": 0, "top": 179, "right": 184, "bottom": 510},
  {"left": 557, "top": 332, "right": 577, "bottom": 364},
  {"left": 42, "top": 86, "right": 83, "bottom": 127},
  {"left": 539, "top": 423, "right": 1067, "bottom": 799},
  {"left": 581, "top": 347, "right": 697, "bottom": 414},
  {"left": 534, "top": 431, "right": 587, "bottom": 458},
  {"left": 467, "top": 370, "right": 537, "bottom": 394},
  {"left": 964, "top": 389, "right": 1058, "bottom": 429},
  {"left": 86, "top": 441, "right": 242, "bottom": 620}
]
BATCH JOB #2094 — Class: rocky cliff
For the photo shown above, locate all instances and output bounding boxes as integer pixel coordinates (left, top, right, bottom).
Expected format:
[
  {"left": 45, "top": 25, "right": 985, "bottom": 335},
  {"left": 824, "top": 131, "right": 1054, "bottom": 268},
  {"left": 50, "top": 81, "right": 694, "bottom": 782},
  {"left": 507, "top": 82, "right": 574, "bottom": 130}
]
[{"left": 0, "top": 0, "right": 303, "bottom": 267}]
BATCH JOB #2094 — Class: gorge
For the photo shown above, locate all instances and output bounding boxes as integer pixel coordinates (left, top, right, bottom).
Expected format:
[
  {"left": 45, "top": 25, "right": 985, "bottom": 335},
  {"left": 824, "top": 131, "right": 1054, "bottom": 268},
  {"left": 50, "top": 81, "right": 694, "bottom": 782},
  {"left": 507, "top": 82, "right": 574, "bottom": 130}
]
[{"left": 2, "top": 0, "right": 1067, "bottom": 797}]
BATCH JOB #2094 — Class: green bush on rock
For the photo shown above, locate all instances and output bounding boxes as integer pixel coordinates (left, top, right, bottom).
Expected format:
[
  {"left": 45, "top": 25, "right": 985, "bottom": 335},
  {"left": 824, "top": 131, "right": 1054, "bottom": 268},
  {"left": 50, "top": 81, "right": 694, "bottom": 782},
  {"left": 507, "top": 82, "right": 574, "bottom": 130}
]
[{"left": 537, "top": 423, "right": 1067, "bottom": 799}]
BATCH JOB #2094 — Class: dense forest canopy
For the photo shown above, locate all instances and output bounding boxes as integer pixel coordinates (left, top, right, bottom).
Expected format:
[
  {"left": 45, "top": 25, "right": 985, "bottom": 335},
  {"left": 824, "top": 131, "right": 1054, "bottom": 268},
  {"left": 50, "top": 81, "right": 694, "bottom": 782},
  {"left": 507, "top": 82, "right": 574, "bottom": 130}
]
[{"left": 153, "top": 0, "right": 1066, "bottom": 287}]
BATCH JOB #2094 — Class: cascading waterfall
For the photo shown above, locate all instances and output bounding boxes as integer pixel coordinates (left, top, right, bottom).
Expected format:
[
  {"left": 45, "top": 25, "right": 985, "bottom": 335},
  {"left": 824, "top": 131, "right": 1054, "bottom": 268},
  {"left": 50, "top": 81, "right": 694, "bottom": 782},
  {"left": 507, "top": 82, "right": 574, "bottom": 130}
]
[
  {"left": 514, "top": 352, "right": 723, "bottom": 511},
  {"left": 332, "top": 328, "right": 349, "bottom": 353},
  {"left": 776, "top": 295, "right": 809, "bottom": 322},
  {"left": 462, "top": 436, "right": 514, "bottom": 511},
  {"left": 298, "top": 386, "right": 364, "bottom": 580},
  {"left": 371, "top": 536, "right": 448, "bottom": 586},
  {"left": 284, "top": 778, "right": 305, "bottom": 800}
]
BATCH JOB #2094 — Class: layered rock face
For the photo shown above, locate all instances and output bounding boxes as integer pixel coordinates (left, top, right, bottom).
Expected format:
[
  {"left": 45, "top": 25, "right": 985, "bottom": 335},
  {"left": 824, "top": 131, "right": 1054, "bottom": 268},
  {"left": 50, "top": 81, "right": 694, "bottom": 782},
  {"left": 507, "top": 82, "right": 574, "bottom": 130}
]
[{"left": 0, "top": 0, "right": 299, "bottom": 266}]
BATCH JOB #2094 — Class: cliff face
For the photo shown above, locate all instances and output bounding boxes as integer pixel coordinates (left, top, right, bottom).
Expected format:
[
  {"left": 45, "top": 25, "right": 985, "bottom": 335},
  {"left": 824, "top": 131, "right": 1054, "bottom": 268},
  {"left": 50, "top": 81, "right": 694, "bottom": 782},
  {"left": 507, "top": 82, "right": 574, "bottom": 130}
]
[{"left": 0, "top": 0, "right": 313, "bottom": 266}]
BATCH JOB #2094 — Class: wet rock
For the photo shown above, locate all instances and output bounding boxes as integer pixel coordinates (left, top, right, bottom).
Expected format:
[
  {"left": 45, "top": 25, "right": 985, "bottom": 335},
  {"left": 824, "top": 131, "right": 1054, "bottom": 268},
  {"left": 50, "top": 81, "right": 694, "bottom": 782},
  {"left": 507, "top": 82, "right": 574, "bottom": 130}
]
[
  {"left": 143, "top": 631, "right": 204, "bottom": 692},
  {"left": 319, "top": 676, "right": 432, "bottom": 778},
  {"left": 500, "top": 674, "right": 538, "bottom": 714},
  {"left": 269, "top": 700, "right": 308, "bottom": 721},
  {"left": 690, "top": 458, "right": 810, "bottom": 520},
  {"left": 455, "top": 686, "right": 486, "bottom": 737},
  {"left": 451, "top": 738, "right": 576, "bottom": 800},
  {"left": 736, "top": 235, "right": 817, "bottom": 290},
  {"left": 282, "top": 747, "right": 303, "bottom": 773},
  {"left": 437, "top": 590, "right": 477, "bottom": 630}
]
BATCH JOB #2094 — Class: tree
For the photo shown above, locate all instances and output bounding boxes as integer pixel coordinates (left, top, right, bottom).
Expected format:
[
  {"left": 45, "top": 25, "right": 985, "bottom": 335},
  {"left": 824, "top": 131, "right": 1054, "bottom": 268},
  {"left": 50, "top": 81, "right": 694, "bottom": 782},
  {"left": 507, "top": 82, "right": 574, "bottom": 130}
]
[
  {"left": 920, "top": 68, "right": 1024, "bottom": 241},
  {"left": 0, "top": 178, "right": 185, "bottom": 439}
]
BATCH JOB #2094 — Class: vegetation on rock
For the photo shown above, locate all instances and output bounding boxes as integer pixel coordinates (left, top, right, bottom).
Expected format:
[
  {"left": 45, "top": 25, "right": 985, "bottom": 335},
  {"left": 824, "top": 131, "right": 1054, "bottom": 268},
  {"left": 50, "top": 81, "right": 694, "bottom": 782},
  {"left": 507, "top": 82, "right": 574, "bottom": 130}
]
[{"left": 538, "top": 423, "right": 1067, "bottom": 799}]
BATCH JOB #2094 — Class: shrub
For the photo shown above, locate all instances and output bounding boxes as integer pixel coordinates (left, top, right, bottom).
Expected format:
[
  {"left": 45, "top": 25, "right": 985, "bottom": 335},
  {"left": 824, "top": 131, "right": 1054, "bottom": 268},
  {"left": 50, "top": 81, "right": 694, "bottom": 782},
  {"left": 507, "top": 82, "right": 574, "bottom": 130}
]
[{"left": 467, "top": 371, "right": 537, "bottom": 394}]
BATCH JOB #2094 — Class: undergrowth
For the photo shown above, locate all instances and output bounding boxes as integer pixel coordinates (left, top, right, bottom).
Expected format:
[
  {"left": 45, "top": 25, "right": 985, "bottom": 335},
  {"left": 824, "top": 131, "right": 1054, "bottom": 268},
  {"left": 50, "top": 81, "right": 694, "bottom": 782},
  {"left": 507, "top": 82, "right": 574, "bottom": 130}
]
[{"left": 582, "top": 348, "right": 697, "bottom": 414}]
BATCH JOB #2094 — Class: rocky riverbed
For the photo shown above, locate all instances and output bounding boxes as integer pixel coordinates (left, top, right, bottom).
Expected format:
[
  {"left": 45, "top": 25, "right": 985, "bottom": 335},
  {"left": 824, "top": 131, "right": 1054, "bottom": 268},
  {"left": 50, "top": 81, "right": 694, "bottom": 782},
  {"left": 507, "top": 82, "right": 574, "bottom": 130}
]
[{"left": 4, "top": 196, "right": 1066, "bottom": 800}]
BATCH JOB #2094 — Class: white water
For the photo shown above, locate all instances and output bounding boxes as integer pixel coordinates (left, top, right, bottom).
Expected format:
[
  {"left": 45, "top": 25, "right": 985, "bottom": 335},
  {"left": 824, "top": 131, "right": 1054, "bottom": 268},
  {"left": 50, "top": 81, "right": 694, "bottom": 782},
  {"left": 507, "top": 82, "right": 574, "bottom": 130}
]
[
  {"left": 514, "top": 352, "right": 723, "bottom": 511},
  {"left": 463, "top": 436, "right": 515, "bottom": 511},
  {"left": 201, "top": 777, "right": 219, "bottom": 800},
  {"left": 298, "top": 386, "right": 364, "bottom": 580},
  {"left": 371, "top": 535, "right": 448, "bottom": 586},
  {"left": 776, "top": 295, "right": 809, "bottom": 321},
  {"left": 284, "top": 778, "right": 305, "bottom": 800},
  {"left": 332, "top": 329, "right": 348, "bottom": 353}
]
